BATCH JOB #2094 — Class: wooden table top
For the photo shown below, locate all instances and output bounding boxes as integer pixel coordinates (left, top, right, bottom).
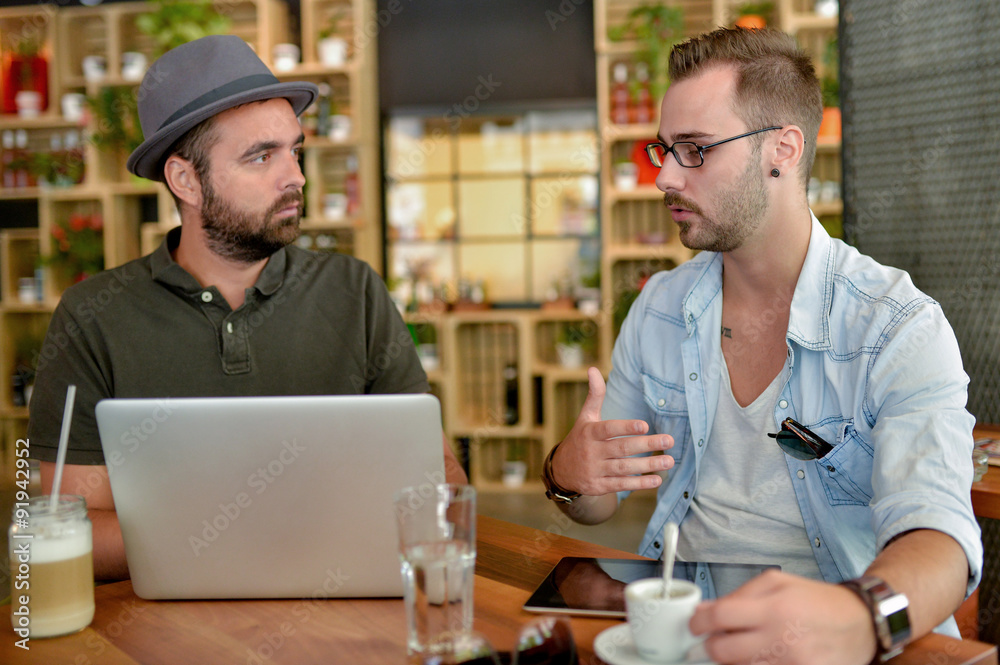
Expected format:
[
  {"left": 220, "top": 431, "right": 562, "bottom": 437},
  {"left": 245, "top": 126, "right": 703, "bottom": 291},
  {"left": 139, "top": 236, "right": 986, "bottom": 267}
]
[{"left": 1, "top": 516, "right": 996, "bottom": 664}]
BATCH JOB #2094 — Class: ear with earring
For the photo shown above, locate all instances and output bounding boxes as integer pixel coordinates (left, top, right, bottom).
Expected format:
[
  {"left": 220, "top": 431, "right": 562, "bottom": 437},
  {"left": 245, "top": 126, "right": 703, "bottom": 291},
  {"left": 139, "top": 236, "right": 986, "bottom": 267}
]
[{"left": 770, "top": 168, "right": 780, "bottom": 178}]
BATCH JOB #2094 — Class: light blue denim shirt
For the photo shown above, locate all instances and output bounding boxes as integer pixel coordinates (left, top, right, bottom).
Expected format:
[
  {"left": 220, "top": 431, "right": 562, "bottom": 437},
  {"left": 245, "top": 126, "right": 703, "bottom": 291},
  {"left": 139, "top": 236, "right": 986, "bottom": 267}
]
[{"left": 604, "top": 216, "right": 981, "bottom": 634}]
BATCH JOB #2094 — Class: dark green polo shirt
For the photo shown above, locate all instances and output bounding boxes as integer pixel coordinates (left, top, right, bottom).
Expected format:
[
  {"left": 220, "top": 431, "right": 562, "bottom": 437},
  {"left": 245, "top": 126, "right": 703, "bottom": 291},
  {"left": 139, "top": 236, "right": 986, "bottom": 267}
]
[{"left": 28, "top": 227, "right": 428, "bottom": 465}]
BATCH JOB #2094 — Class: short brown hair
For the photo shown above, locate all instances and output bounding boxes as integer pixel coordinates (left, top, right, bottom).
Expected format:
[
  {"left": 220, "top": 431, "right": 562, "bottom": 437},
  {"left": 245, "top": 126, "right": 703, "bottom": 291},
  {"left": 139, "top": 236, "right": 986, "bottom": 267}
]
[{"left": 669, "top": 27, "right": 823, "bottom": 185}]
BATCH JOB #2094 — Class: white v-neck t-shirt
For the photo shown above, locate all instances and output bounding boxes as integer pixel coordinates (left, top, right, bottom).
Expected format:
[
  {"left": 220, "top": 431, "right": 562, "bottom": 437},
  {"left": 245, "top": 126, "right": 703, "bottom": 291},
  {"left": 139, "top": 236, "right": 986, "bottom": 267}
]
[{"left": 676, "top": 354, "right": 823, "bottom": 587}]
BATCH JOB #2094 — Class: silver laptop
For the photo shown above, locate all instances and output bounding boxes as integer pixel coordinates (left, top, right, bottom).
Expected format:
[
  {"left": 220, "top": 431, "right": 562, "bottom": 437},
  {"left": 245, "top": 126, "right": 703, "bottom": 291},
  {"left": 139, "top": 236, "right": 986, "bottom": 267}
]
[{"left": 96, "top": 394, "right": 445, "bottom": 600}]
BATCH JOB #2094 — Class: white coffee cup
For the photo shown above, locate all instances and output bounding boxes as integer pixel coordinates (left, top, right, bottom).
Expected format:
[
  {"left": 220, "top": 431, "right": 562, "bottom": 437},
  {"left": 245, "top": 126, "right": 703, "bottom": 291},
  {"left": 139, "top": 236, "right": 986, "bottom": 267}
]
[
  {"left": 61, "top": 93, "right": 86, "bottom": 122},
  {"left": 625, "top": 578, "right": 704, "bottom": 663},
  {"left": 82, "top": 55, "right": 106, "bottom": 81},
  {"left": 121, "top": 51, "right": 147, "bottom": 81},
  {"left": 272, "top": 43, "right": 300, "bottom": 72}
]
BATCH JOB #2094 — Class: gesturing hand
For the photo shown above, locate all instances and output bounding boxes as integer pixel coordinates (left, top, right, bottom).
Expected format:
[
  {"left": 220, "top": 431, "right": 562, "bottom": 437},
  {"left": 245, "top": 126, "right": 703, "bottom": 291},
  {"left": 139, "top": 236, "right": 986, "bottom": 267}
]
[{"left": 550, "top": 367, "right": 675, "bottom": 497}]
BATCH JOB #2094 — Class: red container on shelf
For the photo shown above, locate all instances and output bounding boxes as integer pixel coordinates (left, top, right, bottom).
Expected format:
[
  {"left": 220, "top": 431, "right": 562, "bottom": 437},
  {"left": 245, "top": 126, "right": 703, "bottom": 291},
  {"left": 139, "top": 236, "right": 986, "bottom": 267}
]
[{"left": 2, "top": 53, "right": 49, "bottom": 115}]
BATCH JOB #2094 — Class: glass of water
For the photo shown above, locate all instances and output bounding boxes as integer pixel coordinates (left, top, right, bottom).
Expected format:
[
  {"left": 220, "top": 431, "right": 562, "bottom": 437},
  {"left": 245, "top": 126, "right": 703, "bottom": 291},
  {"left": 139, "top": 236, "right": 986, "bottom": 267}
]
[{"left": 394, "top": 483, "right": 477, "bottom": 660}]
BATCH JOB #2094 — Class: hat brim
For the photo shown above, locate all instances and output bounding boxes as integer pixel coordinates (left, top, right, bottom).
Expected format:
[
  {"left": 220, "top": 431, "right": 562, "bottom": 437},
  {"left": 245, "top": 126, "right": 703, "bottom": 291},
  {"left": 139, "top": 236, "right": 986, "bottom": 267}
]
[{"left": 126, "top": 81, "right": 318, "bottom": 182}]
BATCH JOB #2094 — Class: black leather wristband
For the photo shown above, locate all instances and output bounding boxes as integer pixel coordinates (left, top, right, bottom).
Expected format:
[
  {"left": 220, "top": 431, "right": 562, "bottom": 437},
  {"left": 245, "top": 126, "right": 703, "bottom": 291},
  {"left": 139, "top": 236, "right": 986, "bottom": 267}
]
[{"left": 541, "top": 443, "right": 581, "bottom": 504}]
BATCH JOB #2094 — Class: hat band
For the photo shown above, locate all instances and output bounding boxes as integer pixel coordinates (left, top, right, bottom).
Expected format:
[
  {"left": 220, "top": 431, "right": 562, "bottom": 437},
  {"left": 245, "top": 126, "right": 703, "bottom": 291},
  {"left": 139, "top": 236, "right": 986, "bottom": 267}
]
[{"left": 158, "top": 73, "right": 281, "bottom": 131}]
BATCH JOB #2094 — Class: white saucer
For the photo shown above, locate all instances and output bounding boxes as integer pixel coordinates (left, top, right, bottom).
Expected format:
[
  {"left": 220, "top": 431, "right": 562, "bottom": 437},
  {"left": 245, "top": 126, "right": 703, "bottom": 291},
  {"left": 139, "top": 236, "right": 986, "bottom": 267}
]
[{"left": 592, "top": 624, "right": 714, "bottom": 665}]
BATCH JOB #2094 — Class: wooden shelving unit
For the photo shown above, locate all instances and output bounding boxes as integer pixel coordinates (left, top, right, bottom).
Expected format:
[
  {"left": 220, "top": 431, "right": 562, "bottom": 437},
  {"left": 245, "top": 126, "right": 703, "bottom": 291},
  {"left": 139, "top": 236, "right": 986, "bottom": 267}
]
[{"left": 0, "top": 0, "right": 382, "bottom": 457}]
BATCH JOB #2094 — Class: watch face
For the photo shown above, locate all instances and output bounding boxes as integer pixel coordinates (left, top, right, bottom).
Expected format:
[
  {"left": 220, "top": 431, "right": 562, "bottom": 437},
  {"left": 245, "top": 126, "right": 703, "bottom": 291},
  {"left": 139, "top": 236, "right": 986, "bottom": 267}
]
[{"left": 885, "top": 604, "right": 910, "bottom": 638}]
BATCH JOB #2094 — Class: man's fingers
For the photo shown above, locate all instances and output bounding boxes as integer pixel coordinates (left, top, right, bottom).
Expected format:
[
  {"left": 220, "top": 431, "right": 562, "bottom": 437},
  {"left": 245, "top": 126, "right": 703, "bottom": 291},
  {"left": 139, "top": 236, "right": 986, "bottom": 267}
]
[{"left": 577, "top": 367, "right": 607, "bottom": 422}]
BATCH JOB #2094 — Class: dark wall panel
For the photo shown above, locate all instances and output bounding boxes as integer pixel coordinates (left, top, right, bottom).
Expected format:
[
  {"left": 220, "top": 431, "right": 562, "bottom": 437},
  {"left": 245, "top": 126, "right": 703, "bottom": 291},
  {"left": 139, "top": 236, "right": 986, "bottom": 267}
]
[{"left": 842, "top": 0, "right": 1000, "bottom": 423}]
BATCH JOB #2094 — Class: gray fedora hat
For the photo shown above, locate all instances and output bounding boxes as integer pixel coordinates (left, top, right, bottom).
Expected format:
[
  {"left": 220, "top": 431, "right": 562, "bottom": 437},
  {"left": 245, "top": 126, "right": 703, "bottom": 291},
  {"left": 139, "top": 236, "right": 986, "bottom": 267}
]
[{"left": 127, "top": 35, "right": 318, "bottom": 181}]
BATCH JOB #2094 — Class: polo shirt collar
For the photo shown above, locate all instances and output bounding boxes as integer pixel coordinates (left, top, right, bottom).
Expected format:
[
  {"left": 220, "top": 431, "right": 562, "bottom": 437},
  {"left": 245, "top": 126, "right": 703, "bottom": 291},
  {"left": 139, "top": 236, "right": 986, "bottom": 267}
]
[{"left": 150, "top": 226, "right": 288, "bottom": 297}]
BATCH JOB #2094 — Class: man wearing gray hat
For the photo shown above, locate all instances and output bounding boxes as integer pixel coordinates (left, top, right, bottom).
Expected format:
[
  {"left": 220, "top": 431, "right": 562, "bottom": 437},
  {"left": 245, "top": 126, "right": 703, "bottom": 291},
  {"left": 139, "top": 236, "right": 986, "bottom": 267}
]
[{"left": 28, "top": 35, "right": 466, "bottom": 580}]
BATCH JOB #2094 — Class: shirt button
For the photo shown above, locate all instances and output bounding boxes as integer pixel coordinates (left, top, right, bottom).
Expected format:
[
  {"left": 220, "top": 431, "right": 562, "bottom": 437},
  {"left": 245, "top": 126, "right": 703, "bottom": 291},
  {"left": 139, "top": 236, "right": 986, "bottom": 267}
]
[
  {"left": 778, "top": 399, "right": 788, "bottom": 408},
  {"left": 654, "top": 541, "right": 661, "bottom": 549},
  {"left": 689, "top": 373, "right": 698, "bottom": 381},
  {"left": 201, "top": 291, "right": 213, "bottom": 302},
  {"left": 697, "top": 439, "right": 704, "bottom": 447},
  {"left": 796, "top": 470, "right": 805, "bottom": 479},
  {"left": 814, "top": 538, "right": 821, "bottom": 548},
  {"left": 683, "top": 491, "right": 689, "bottom": 499},
  {"left": 227, "top": 322, "right": 234, "bottom": 334},
  {"left": 658, "top": 398, "right": 665, "bottom": 407}
]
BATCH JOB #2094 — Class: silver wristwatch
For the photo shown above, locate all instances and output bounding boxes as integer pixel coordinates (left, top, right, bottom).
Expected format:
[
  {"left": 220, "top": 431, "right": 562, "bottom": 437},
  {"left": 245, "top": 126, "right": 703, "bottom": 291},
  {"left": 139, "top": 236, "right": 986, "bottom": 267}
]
[{"left": 840, "top": 575, "right": 911, "bottom": 662}]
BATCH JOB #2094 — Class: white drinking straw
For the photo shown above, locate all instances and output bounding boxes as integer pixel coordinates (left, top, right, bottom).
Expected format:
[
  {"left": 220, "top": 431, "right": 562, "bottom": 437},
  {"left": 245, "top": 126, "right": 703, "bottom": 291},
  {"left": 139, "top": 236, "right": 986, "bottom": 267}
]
[{"left": 49, "top": 384, "right": 77, "bottom": 513}]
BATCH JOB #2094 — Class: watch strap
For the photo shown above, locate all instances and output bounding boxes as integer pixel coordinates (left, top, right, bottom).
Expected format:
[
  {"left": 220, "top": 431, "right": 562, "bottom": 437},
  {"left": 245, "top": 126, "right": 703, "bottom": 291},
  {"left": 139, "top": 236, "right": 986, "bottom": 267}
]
[
  {"left": 541, "top": 443, "right": 581, "bottom": 504},
  {"left": 840, "top": 575, "right": 911, "bottom": 663}
]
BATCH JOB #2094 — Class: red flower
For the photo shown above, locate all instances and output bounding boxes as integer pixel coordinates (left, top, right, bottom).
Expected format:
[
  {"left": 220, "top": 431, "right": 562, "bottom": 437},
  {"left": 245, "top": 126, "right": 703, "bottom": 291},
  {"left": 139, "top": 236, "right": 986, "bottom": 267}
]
[
  {"left": 51, "top": 225, "right": 66, "bottom": 241},
  {"left": 69, "top": 214, "right": 87, "bottom": 232},
  {"left": 58, "top": 239, "right": 70, "bottom": 253},
  {"left": 89, "top": 214, "right": 104, "bottom": 231}
]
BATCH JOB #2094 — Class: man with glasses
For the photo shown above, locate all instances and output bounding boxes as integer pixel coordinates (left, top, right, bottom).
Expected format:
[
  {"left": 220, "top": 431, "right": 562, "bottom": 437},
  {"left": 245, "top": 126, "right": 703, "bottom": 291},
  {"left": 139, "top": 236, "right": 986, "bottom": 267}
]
[{"left": 542, "top": 27, "right": 980, "bottom": 664}]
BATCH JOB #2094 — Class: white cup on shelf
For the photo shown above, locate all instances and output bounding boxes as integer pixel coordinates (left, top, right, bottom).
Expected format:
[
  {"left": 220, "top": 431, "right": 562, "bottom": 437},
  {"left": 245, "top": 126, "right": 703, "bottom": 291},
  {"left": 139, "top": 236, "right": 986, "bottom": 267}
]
[
  {"left": 82, "top": 55, "right": 107, "bottom": 81},
  {"left": 272, "top": 43, "right": 300, "bottom": 72}
]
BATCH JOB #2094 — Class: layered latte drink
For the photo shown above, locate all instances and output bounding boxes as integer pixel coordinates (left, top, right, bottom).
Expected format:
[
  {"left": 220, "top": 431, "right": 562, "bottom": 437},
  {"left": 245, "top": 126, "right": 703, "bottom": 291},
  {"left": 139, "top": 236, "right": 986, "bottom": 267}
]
[{"left": 9, "top": 495, "right": 95, "bottom": 639}]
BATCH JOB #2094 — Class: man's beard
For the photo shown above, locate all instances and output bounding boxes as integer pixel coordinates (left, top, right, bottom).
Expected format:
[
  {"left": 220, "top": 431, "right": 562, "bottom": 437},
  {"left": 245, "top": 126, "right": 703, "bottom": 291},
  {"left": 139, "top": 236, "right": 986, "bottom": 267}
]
[
  {"left": 200, "top": 179, "right": 303, "bottom": 263},
  {"left": 664, "top": 155, "right": 769, "bottom": 253}
]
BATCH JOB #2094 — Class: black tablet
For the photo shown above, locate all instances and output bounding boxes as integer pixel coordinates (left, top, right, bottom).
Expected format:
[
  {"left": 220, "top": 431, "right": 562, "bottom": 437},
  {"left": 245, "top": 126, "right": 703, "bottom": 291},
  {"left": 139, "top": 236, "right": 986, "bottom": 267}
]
[{"left": 522, "top": 557, "right": 779, "bottom": 617}]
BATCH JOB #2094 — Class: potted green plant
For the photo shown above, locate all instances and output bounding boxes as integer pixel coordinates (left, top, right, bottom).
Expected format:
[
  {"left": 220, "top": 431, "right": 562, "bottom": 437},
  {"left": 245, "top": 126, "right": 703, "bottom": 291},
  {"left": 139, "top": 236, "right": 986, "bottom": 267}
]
[
  {"left": 28, "top": 147, "right": 85, "bottom": 188},
  {"left": 318, "top": 6, "right": 349, "bottom": 67},
  {"left": 44, "top": 212, "right": 105, "bottom": 283},
  {"left": 86, "top": 86, "right": 145, "bottom": 180},
  {"left": 556, "top": 321, "right": 596, "bottom": 369},
  {"left": 502, "top": 440, "right": 528, "bottom": 488},
  {"left": 733, "top": 2, "right": 775, "bottom": 28},
  {"left": 607, "top": 4, "right": 684, "bottom": 100},
  {"left": 3, "top": 35, "right": 49, "bottom": 116},
  {"left": 135, "top": 0, "right": 230, "bottom": 57},
  {"left": 819, "top": 36, "right": 840, "bottom": 140}
]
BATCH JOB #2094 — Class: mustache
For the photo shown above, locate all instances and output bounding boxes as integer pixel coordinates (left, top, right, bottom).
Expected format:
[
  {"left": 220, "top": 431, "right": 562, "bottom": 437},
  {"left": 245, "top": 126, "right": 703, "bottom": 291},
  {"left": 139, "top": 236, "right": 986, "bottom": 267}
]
[
  {"left": 662, "top": 192, "right": 702, "bottom": 215},
  {"left": 268, "top": 191, "right": 304, "bottom": 216}
]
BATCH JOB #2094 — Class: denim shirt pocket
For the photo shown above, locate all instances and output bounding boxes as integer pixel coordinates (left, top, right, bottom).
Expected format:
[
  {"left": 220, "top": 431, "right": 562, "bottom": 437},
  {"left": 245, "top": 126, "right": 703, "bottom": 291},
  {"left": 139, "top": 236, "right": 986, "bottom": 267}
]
[
  {"left": 641, "top": 373, "right": 691, "bottom": 462},
  {"left": 815, "top": 420, "right": 875, "bottom": 506}
]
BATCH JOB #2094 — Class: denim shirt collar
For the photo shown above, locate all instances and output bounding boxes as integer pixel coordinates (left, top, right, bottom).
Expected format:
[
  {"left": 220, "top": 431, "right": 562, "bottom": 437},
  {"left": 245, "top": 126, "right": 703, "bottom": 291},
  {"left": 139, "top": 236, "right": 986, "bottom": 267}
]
[
  {"left": 681, "top": 214, "right": 833, "bottom": 346},
  {"left": 787, "top": 214, "right": 834, "bottom": 350}
]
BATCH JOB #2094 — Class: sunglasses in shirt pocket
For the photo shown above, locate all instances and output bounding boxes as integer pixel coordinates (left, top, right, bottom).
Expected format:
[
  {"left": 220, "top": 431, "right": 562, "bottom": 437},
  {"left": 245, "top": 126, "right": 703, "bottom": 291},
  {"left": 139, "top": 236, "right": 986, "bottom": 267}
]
[{"left": 814, "top": 420, "right": 875, "bottom": 507}]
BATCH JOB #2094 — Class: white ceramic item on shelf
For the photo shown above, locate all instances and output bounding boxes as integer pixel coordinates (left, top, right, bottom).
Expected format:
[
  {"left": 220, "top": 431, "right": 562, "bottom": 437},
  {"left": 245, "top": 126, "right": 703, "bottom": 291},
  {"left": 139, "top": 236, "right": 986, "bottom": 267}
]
[
  {"left": 272, "top": 43, "right": 300, "bottom": 72},
  {"left": 14, "top": 90, "right": 42, "bottom": 118},
  {"left": 82, "top": 55, "right": 107, "bottom": 81},
  {"left": 121, "top": 51, "right": 147, "bottom": 81},
  {"left": 318, "top": 37, "right": 348, "bottom": 67}
]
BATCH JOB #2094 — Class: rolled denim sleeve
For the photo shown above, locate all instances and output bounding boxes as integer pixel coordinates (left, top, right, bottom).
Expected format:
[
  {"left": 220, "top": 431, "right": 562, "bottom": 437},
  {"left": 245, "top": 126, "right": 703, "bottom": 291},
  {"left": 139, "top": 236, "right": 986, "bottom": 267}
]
[{"left": 867, "top": 301, "right": 982, "bottom": 595}]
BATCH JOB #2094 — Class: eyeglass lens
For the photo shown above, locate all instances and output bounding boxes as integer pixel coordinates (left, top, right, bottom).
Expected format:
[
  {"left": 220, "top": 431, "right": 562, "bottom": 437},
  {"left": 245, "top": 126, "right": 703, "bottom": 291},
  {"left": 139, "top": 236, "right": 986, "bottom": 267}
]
[{"left": 645, "top": 142, "right": 701, "bottom": 168}]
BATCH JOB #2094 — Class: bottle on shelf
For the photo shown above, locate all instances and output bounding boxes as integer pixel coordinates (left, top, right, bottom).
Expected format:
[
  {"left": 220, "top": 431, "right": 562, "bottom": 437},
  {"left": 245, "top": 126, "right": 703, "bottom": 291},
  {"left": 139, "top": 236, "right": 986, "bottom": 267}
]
[
  {"left": 316, "top": 82, "right": 332, "bottom": 138},
  {"left": 503, "top": 363, "right": 519, "bottom": 426},
  {"left": 2, "top": 130, "right": 15, "bottom": 188},
  {"left": 610, "top": 62, "right": 632, "bottom": 125},
  {"left": 633, "top": 62, "right": 654, "bottom": 124},
  {"left": 14, "top": 129, "right": 31, "bottom": 188},
  {"left": 345, "top": 154, "right": 359, "bottom": 217}
]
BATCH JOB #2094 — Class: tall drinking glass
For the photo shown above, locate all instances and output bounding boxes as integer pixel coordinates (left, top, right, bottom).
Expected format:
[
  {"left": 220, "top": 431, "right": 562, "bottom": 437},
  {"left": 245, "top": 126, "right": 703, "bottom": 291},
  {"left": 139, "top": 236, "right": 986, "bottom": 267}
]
[{"left": 394, "top": 483, "right": 476, "bottom": 661}]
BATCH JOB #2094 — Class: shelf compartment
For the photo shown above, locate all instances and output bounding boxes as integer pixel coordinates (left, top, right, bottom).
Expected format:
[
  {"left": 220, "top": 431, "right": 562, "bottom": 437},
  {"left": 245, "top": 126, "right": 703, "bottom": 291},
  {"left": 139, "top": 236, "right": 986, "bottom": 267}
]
[
  {"left": 607, "top": 197, "right": 682, "bottom": 246},
  {"left": 534, "top": 318, "right": 600, "bottom": 369},
  {"left": 466, "top": 435, "right": 544, "bottom": 490},
  {"left": 454, "top": 319, "right": 520, "bottom": 428},
  {"left": 0, "top": 308, "right": 51, "bottom": 412},
  {"left": 0, "top": 229, "right": 41, "bottom": 306}
]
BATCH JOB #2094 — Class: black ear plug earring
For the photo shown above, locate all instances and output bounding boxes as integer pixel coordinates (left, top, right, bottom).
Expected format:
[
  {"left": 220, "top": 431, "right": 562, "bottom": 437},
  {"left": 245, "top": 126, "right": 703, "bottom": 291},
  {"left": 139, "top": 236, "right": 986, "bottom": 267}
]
[{"left": 771, "top": 168, "right": 780, "bottom": 178}]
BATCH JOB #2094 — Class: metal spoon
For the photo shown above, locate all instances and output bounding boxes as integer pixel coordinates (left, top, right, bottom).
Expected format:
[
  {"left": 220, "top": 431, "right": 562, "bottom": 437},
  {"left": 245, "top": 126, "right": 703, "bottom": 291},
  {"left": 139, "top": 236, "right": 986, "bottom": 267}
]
[{"left": 661, "top": 522, "right": 679, "bottom": 598}]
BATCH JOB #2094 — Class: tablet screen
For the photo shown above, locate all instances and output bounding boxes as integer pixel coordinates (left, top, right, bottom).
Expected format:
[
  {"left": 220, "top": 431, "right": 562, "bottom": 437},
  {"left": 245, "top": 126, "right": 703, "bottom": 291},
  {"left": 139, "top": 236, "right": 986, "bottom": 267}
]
[{"left": 523, "top": 557, "right": 779, "bottom": 617}]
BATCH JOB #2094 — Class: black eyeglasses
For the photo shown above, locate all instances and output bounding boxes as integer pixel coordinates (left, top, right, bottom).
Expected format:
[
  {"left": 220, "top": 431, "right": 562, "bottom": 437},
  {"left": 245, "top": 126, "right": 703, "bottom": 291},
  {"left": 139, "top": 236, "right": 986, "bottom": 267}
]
[
  {"left": 645, "top": 126, "right": 782, "bottom": 168},
  {"left": 767, "top": 417, "right": 834, "bottom": 460},
  {"left": 421, "top": 617, "right": 577, "bottom": 665}
]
